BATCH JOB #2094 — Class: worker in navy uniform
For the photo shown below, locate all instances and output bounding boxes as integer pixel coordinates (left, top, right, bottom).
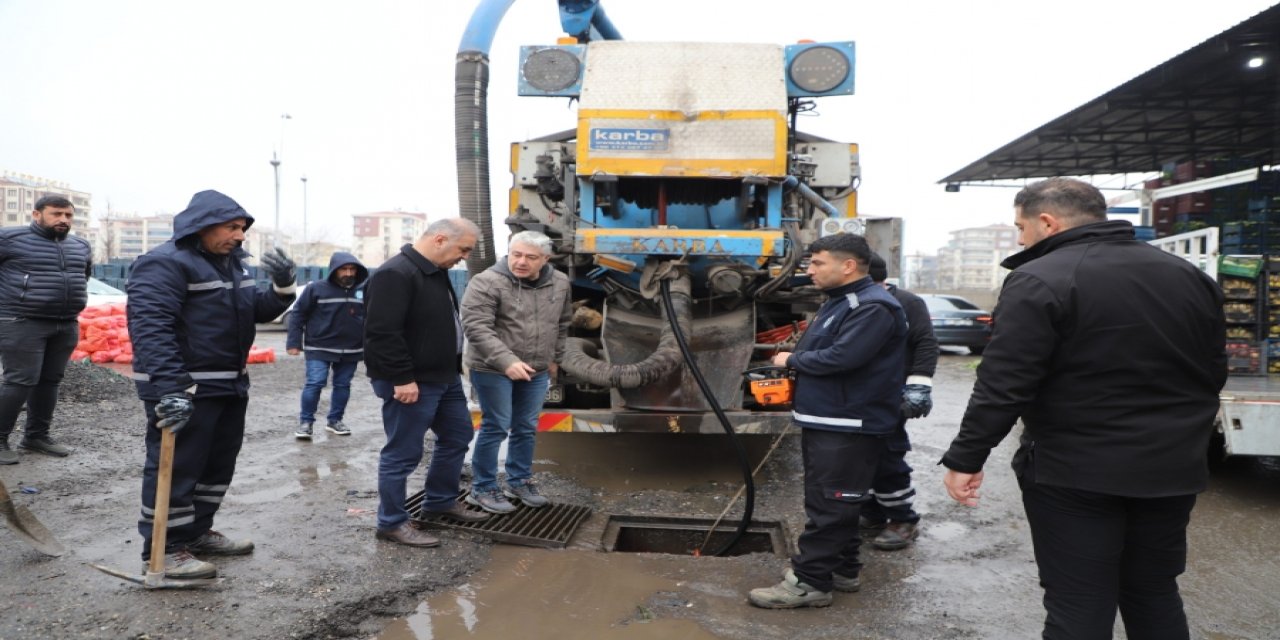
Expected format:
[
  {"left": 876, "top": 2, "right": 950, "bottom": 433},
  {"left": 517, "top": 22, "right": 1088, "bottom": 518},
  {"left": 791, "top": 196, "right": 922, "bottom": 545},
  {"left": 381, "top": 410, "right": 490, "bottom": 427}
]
[
  {"left": 942, "top": 178, "right": 1227, "bottom": 639},
  {"left": 127, "top": 190, "right": 296, "bottom": 580},
  {"left": 286, "top": 251, "right": 369, "bottom": 439},
  {"left": 0, "top": 194, "right": 92, "bottom": 463},
  {"left": 858, "top": 253, "right": 938, "bottom": 550},
  {"left": 748, "top": 233, "right": 907, "bottom": 609}
]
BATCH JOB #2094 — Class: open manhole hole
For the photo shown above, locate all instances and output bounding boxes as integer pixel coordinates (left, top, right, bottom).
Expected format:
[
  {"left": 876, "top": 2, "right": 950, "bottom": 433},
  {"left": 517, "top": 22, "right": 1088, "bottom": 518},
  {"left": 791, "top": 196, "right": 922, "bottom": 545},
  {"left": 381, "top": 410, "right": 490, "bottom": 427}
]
[{"left": 601, "top": 515, "right": 788, "bottom": 557}]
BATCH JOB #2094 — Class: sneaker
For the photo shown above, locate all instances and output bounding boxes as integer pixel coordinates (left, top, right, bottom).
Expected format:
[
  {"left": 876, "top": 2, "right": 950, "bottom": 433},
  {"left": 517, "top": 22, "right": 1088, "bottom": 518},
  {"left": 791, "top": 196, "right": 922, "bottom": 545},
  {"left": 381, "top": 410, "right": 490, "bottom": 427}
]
[
  {"left": 464, "top": 488, "right": 517, "bottom": 514},
  {"left": 143, "top": 550, "right": 217, "bottom": 580},
  {"left": 325, "top": 421, "right": 351, "bottom": 436},
  {"left": 187, "top": 530, "right": 255, "bottom": 556},
  {"left": 295, "top": 421, "right": 313, "bottom": 440},
  {"left": 375, "top": 522, "right": 441, "bottom": 548},
  {"left": 748, "top": 569, "right": 833, "bottom": 609},
  {"left": 0, "top": 439, "right": 16, "bottom": 465},
  {"left": 832, "top": 572, "right": 861, "bottom": 593},
  {"left": 19, "top": 436, "right": 70, "bottom": 457},
  {"left": 419, "top": 500, "right": 493, "bottom": 523},
  {"left": 872, "top": 521, "right": 920, "bottom": 551},
  {"left": 503, "top": 482, "right": 549, "bottom": 508}
]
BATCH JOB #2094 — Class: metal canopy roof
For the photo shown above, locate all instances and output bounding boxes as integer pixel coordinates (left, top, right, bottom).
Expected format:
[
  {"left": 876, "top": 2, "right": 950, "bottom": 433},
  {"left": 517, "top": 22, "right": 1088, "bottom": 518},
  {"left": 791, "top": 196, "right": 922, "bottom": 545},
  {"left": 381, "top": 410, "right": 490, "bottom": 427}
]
[{"left": 941, "top": 4, "right": 1280, "bottom": 185}]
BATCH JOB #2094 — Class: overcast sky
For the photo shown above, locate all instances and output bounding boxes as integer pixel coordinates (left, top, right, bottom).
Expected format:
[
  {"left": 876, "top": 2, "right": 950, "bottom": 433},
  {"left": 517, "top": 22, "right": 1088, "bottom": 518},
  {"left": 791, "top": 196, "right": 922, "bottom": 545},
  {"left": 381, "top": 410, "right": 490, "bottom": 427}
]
[{"left": 2, "top": 0, "right": 1275, "bottom": 257}]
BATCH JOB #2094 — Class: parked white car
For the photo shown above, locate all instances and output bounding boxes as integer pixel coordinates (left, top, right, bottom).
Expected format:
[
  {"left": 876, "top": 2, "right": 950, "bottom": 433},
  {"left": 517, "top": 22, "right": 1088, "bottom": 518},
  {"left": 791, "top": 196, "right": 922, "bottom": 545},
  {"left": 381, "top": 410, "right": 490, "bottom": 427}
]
[{"left": 85, "top": 277, "right": 128, "bottom": 308}]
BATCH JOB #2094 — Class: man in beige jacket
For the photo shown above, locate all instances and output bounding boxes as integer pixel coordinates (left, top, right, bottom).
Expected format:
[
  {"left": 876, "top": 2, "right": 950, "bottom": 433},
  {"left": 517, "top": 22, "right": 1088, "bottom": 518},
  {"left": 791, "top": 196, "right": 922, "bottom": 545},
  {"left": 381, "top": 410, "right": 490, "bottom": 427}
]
[{"left": 460, "top": 230, "right": 573, "bottom": 513}]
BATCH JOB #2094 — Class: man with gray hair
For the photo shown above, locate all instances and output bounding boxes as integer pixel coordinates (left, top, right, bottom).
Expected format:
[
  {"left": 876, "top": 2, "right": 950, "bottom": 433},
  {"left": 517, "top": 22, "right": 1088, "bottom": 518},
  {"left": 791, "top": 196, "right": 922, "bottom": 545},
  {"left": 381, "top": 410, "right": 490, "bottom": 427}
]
[
  {"left": 461, "top": 230, "right": 572, "bottom": 513},
  {"left": 364, "top": 217, "right": 490, "bottom": 548}
]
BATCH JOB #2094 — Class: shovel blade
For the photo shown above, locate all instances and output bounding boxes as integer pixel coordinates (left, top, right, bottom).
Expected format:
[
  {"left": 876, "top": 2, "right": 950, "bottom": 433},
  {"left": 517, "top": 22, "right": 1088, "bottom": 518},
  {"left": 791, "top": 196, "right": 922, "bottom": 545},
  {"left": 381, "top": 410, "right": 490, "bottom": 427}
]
[
  {"left": 0, "top": 497, "right": 66, "bottom": 557},
  {"left": 90, "top": 563, "right": 221, "bottom": 589}
]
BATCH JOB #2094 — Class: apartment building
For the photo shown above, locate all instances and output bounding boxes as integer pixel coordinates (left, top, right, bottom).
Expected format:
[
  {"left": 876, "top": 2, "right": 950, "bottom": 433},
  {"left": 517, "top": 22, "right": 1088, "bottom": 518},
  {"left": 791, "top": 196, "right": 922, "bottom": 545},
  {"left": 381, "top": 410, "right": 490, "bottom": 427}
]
[
  {"left": 936, "top": 224, "right": 1019, "bottom": 290},
  {"left": 1, "top": 172, "right": 92, "bottom": 228},
  {"left": 351, "top": 211, "right": 428, "bottom": 267}
]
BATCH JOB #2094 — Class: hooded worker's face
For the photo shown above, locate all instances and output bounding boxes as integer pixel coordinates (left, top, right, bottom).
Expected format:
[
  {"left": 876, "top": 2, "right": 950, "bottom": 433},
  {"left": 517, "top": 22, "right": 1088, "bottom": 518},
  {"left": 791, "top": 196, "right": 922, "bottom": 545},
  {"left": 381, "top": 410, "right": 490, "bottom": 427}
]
[
  {"left": 198, "top": 218, "right": 248, "bottom": 255},
  {"left": 33, "top": 205, "right": 75, "bottom": 239},
  {"left": 334, "top": 264, "right": 358, "bottom": 288}
]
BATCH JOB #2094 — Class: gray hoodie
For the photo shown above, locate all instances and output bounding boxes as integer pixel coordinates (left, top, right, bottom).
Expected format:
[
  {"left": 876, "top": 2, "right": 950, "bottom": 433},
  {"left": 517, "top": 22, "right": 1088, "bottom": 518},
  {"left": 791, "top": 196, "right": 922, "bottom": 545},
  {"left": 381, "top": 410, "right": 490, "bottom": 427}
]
[{"left": 461, "top": 258, "right": 572, "bottom": 375}]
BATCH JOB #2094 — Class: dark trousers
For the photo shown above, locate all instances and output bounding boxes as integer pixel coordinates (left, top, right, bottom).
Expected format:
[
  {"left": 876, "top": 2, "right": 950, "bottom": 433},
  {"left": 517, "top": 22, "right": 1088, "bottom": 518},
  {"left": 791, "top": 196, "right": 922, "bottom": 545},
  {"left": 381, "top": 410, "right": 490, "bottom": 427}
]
[
  {"left": 138, "top": 395, "right": 248, "bottom": 560},
  {"left": 862, "top": 419, "right": 919, "bottom": 524},
  {"left": 370, "top": 377, "right": 473, "bottom": 530},
  {"left": 1020, "top": 480, "right": 1197, "bottom": 640},
  {"left": 791, "top": 427, "right": 883, "bottom": 592},
  {"left": 0, "top": 317, "right": 79, "bottom": 439}
]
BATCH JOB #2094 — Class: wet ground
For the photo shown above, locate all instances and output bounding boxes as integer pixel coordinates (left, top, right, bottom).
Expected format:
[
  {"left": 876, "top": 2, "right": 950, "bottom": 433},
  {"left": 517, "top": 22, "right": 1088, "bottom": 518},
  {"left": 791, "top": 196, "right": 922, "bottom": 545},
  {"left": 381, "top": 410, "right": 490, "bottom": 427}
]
[{"left": 1, "top": 336, "right": 1279, "bottom": 639}]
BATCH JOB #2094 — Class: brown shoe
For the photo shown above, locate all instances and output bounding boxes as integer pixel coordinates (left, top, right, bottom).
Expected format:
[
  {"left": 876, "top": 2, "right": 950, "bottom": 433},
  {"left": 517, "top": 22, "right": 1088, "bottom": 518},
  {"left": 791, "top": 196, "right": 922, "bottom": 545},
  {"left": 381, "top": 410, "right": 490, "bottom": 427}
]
[
  {"left": 375, "top": 522, "right": 440, "bottom": 547},
  {"left": 417, "top": 501, "right": 490, "bottom": 524}
]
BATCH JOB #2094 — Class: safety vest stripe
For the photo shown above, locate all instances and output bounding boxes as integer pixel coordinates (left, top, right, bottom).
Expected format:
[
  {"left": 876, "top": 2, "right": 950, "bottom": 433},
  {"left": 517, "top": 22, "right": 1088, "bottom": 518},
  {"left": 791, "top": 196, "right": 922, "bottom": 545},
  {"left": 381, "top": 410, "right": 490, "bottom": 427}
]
[
  {"left": 791, "top": 411, "right": 864, "bottom": 427},
  {"left": 131, "top": 370, "right": 245, "bottom": 381},
  {"left": 305, "top": 346, "right": 364, "bottom": 354}
]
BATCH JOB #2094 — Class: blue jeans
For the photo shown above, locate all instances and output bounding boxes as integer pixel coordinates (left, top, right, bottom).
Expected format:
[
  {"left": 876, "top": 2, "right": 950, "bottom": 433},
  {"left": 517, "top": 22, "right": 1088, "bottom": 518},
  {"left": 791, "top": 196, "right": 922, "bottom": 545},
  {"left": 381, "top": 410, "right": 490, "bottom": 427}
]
[
  {"left": 469, "top": 370, "right": 548, "bottom": 492},
  {"left": 299, "top": 359, "right": 358, "bottom": 424},
  {"left": 370, "top": 377, "right": 473, "bottom": 530}
]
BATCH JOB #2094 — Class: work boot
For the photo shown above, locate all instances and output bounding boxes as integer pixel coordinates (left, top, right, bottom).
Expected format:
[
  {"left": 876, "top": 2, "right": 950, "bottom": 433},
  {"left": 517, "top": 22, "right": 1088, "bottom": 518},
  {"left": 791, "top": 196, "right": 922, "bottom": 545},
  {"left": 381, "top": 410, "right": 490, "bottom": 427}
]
[
  {"left": 187, "top": 530, "right": 255, "bottom": 556},
  {"left": 748, "top": 569, "right": 833, "bottom": 609},
  {"left": 325, "top": 421, "right": 351, "bottom": 436},
  {"left": 295, "top": 421, "right": 313, "bottom": 440},
  {"left": 19, "top": 436, "right": 70, "bottom": 457},
  {"left": 144, "top": 550, "right": 217, "bottom": 580},
  {"left": 872, "top": 521, "right": 920, "bottom": 551},
  {"left": 0, "top": 438, "right": 16, "bottom": 465},
  {"left": 503, "top": 482, "right": 549, "bottom": 508},
  {"left": 832, "top": 572, "right": 861, "bottom": 593},
  {"left": 858, "top": 515, "right": 886, "bottom": 535},
  {"left": 464, "top": 488, "right": 517, "bottom": 514},
  {"left": 420, "top": 500, "right": 492, "bottom": 523},
  {"left": 375, "top": 522, "right": 440, "bottom": 548}
]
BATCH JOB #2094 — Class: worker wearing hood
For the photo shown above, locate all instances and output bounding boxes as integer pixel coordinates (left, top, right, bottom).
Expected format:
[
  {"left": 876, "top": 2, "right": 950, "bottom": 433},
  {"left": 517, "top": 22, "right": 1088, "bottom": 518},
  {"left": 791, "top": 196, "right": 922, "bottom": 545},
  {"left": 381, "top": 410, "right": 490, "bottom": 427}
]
[
  {"left": 285, "top": 251, "right": 369, "bottom": 439},
  {"left": 126, "top": 190, "right": 296, "bottom": 580}
]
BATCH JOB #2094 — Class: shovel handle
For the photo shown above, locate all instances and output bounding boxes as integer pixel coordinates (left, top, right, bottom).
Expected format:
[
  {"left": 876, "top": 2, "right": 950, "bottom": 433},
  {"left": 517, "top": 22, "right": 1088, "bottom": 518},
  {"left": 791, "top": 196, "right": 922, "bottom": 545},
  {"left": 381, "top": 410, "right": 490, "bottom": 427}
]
[{"left": 148, "top": 427, "right": 177, "bottom": 575}]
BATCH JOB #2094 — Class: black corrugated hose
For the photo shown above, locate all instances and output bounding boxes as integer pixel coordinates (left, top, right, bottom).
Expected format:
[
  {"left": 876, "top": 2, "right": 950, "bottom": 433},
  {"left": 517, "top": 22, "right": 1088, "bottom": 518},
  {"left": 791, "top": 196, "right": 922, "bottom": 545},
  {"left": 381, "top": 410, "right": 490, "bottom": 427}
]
[
  {"left": 659, "top": 278, "right": 755, "bottom": 557},
  {"left": 455, "top": 53, "right": 496, "bottom": 277}
]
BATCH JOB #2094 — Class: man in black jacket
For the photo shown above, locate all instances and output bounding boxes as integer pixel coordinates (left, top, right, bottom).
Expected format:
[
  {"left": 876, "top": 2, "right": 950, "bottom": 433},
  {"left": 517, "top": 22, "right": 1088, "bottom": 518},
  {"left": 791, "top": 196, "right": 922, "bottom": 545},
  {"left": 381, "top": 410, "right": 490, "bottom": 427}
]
[
  {"left": 860, "top": 253, "right": 938, "bottom": 551},
  {"left": 364, "top": 218, "right": 489, "bottom": 548},
  {"left": 941, "top": 178, "right": 1227, "bottom": 639},
  {"left": 0, "top": 195, "right": 92, "bottom": 464},
  {"left": 286, "top": 251, "right": 368, "bottom": 439}
]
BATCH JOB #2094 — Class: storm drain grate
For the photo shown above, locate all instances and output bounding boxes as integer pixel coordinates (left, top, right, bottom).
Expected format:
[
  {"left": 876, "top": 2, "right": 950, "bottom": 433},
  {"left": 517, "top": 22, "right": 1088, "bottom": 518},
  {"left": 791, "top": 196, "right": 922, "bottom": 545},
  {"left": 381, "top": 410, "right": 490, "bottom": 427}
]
[
  {"left": 406, "top": 489, "right": 592, "bottom": 549},
  {"left": 601, "top": 515, "right": 788, "bottom": 557}
]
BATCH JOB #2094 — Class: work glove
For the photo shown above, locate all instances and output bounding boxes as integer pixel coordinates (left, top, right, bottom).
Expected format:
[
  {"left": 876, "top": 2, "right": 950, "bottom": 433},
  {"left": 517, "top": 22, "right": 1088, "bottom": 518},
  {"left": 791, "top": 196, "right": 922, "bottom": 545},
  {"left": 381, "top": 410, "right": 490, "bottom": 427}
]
[
  {"left": 901, "top": 384, "right": 933, "bottom": 419},
  {"left": 260, "top": 247, "right": 297, "bottom": 290},
  {"left": 155, "top": 393, "right": 195, "bottom": 434}
]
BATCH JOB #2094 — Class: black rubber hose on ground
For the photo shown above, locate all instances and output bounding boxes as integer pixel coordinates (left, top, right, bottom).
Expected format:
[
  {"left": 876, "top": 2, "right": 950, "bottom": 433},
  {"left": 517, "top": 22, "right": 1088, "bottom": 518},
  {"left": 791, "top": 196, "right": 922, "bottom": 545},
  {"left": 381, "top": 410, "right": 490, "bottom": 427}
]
[{"left": 659, "top": 278, "right": 755, "bottom": 557}]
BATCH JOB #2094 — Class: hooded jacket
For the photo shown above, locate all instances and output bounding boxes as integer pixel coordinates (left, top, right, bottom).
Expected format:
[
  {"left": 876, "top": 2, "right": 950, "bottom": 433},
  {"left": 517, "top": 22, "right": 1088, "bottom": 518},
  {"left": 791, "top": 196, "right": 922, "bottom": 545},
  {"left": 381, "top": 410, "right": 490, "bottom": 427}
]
[
  {"left": 461, "top": 258, "right": 572, "bottom": 375},
  {"left": 127, "top": 190, "right": 294, "bottom": 400},
  {"left": 0, "top": 221, "right": 92, "bottom": 320},
  {"left": 788, "top": 276, "right": 907, "bottom": 435},
  {"left": 286, "top": 252, "right": 368, "bottom": 363},
  {"left": 942, "top": 220, "right": 1228, "bottom": 497}
]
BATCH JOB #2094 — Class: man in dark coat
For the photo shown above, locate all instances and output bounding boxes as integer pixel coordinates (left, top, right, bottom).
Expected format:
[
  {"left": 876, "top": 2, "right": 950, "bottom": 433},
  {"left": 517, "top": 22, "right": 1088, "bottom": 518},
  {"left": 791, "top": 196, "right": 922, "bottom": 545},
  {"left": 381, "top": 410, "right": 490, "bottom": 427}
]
[
  {"left": 286, "top": 251, "right": 368, "bottom": 439},
  {"left": 0, "top": 194, "right": 92, "bottom": 463},
  {"left": 363, "top": 217, "right": 489, "bottom": 549},
  {"left": 127, "top": 190, "right": 296, "bottom": 579},
  {"left": 860, "top": 253, "right": 938, "bottom": 550},
  {"left": 941, "top": 177, "right": 1227, "bottom": 639},
  {"left": 748, "top": 233, "right": 907, "bottom": 609}
]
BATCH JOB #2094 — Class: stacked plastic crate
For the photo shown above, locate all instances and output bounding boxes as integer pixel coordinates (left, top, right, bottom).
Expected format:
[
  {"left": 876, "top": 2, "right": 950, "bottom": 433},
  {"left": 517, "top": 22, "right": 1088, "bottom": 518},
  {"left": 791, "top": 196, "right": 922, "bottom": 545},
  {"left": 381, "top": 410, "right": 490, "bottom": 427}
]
[
  {"left": 1220, "top": 256, "right": 1265, "bottom": 376},
  {"left": 1269, "top": 257, "right": 1280, "bottom": 375}
]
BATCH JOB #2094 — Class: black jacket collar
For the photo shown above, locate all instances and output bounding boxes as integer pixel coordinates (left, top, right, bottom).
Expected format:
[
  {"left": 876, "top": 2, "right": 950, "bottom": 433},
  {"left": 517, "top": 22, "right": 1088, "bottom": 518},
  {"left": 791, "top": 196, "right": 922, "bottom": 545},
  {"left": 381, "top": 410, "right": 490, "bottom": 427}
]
[
  {"left": 400, "top": 243, "right": 442, "bottom": 277},
  {"left": 1002, "top": 220, "right": 1135, "bottom": 270}
]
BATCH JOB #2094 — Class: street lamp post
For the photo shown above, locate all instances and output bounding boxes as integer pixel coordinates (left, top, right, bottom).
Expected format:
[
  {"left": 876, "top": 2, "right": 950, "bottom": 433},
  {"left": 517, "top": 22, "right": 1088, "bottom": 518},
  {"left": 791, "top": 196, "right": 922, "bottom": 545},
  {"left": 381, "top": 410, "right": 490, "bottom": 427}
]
[
  {"left": 270, "top": 152, "right": 281, "bottom": 249},
  {"left": 300, "top": 175, "right": 308, "bottom": 268}
]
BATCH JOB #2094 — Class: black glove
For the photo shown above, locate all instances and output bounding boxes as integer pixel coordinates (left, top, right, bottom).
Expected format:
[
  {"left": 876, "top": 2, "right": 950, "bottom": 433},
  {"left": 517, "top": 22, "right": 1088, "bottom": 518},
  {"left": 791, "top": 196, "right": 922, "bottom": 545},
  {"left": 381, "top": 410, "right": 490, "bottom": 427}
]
[
  {"left": 155, "top": 393, "right": 194, "bottom": 434},
  {"left": 260, "top": 247, "right": 297, "bottom": 289},
  {"left": 901, "top": 384, "right": 933, "bottom": 419}
]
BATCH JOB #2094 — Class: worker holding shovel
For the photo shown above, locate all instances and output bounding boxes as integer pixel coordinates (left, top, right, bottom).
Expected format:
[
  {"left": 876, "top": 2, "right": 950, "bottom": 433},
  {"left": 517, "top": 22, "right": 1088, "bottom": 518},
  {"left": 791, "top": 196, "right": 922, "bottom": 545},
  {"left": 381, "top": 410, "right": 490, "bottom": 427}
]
[{"left": 124, "top": 191, "right": 296, "bottom": 579}]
